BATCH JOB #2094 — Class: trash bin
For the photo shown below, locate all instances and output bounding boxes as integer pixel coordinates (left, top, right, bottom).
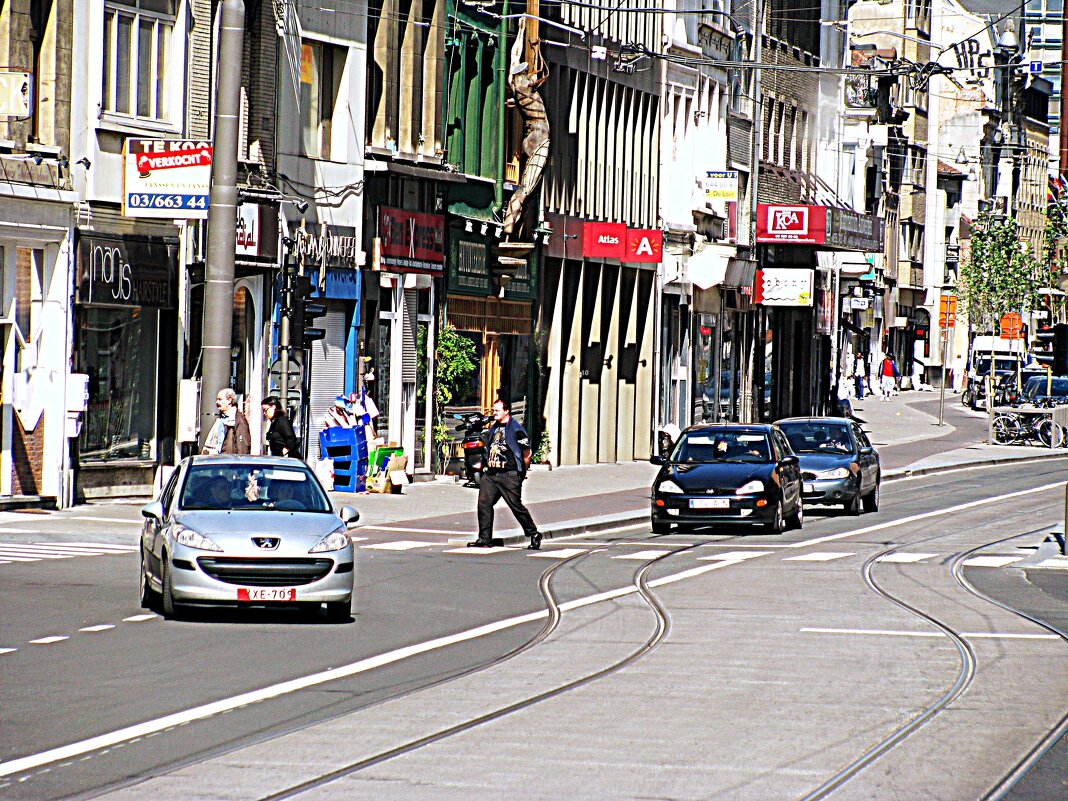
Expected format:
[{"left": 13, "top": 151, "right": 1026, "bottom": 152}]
[{"left": 318, "top": 426, "right": 368, "bottom": 492}]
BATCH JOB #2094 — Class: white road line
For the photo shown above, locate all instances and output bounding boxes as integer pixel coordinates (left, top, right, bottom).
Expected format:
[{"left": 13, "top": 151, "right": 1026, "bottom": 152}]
[
  {"left": 962, "top": 555, "right": 1024, "bottom": 568},
  {"left": 0, "top": 528, "right": 36, "bottom": 534},
  {"left": 29, "top": 636, "right": 68, "bottom": 645},
  {"left": 784, "top": 552, "right": 857, "bottom": 562},
  {"left": 0, "top": 553, "right": 744, "bottom": 779},
  {"left": 0, "top": 648, "right": 16, "bottom": 656},
  {"left": 347, "top": 536, "right": 368, "bottom": 543},
  {"left": 362, "top": 526, "right": 477, "bottom": 535},
  {"left": 70, "top": 517, "right": 141, "bottom": 526},
  {"left": 801, "top": 627, "right": 1058, "bottom": 640},
  {"left": 79, "top": 625, "right": 115, "bottom": 633},
  {"left": 528, "top": 548, "right": 588, "bottom": 559},
  {"left": 444, "top": 546, "right": 516, "bottom": 555},
  {"left": 612, "top": 550, "right": 672, "bottom": 560},
  {"left": 1033, "top": 557, "right": 1068, "bottom": 569},
  {"left": 0, "top": 556, "right": 40, "bottom": 562},
  {"left": 785, "top": 481, "right": 1066, "bottom": 549},
  {"left": 122, "top": 614, "right": 158, "bottom": 623},
  {"left": 0, "top": 549, "right": 70, "bottom": 559},
  {"left": 876, "top": 552, "right": 939, "bottom": 564},
  {"left": 361, "top": 541, "right": 437, "bottom": 551},
  {"left": 698, "top": 551, "right": 775, "bottom": 561},
  {"left": 26, "top": 543, "right": 135, "bottom": 553},
  {"left": 50, "top": 543, "right": 139, "bottom": 551}
]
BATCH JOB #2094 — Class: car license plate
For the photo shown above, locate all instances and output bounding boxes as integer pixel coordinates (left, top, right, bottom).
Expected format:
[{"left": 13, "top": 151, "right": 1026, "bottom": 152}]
[
  {"left": 804, "top": 483, "right": 814, "bottom": 493},
  {"left": 238, "top": 587, "right": 297, "bottom": 602},
  {"left": 689, "top": 498, "right": 729, "bottom": 509}
]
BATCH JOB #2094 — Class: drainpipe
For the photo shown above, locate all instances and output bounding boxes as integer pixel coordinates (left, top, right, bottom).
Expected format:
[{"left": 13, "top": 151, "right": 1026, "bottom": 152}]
[{"left": 198, "top": 0, "right": 245, "bottom": 448}]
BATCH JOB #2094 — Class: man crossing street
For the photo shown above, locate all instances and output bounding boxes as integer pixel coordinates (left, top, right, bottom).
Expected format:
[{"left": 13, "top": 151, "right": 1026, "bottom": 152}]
[{"left": 468, "top": 398, "right": 543, "bottom": 550}]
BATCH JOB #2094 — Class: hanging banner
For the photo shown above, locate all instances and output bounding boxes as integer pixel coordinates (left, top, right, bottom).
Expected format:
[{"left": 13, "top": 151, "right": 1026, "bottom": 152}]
[{"left": 379, "top": 207, "right": 445, "bottom": 272}]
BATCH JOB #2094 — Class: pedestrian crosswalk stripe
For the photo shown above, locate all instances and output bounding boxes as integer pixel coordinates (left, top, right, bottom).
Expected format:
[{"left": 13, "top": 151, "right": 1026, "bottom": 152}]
[
  {"left": 529, "top": 548, "right": 588, "bottom": 559},
  {"left": 613, "top": 550, "right": 672, "bottom": 560},
  {"left": 698, "top": 551, "right": 775, "bottom": 562},
  {"left": 1033, "top": 557, "right": 1068, "bottom": 569},
  {"left": 0, "top": 648, "right": 15, "bottom": 655},
  {"left": 52, "top": 542, "right": 138, "bottom": 551},
  {"left": 70, "top": 516, "right": 141, "bottom": 526},
  {"left": 16, "top": 543, "right": 135, "bottom": 553},
  {"left": 0, "top": 548, "right": 70, "bottom": 559},
  {"left": 0, "top": 541, "right": 139, "bottom": 566},
  {"left": 80, "top": 625, "right": 115, "bottom": 633},
  {"left": 445, "top": 546, "right": 515, "bottom": 555},
  {"left": 962, "top": 555, "right": 1024, "bottom": 568},
  {"left": 876, "top": 552, "right": 938, "bottom": 564},
  {"left": 361, "top": 540, "right": 436, "bottom": 551},
  {"left": 29, "top": 636, "right": 68, "bottom": 645},
  {"left": 784, "top": 552, "right": 856, "bottom": 562},
  {"left": 123, "top": 614, "right": 157, "bottom": 622}
]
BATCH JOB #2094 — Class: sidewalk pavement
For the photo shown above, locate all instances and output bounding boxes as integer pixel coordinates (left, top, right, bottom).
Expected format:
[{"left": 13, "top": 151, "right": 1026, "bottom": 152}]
[{"left": 333, "top": 389, "right": 1067, "bottom": 547}]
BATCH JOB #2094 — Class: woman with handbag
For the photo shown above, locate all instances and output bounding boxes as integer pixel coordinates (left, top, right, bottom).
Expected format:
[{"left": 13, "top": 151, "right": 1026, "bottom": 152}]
[{"left": 261, "top": 396, "right": 302, "bottom": 458}]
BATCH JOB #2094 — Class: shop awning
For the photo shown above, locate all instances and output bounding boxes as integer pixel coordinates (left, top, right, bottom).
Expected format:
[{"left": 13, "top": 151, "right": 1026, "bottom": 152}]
[{"left": 687, "top": 244, "right": 736, "bottom": 290}]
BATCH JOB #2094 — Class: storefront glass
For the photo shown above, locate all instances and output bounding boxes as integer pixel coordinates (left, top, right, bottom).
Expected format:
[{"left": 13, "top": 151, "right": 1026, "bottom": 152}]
[{"left": 77, "top": 306, "right": 159, "bottom": 461}]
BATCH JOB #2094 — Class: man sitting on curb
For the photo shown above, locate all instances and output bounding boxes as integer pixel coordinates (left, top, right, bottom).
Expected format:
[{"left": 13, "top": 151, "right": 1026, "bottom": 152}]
[{"left": 468, "top": 398, "right": 543, "bottom": 550}]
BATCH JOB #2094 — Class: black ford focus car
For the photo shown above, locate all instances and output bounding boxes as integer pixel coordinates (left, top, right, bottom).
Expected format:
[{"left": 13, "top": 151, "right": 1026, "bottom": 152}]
[{"left": 649, "top": 424, "right": 803, "bottom": 535}]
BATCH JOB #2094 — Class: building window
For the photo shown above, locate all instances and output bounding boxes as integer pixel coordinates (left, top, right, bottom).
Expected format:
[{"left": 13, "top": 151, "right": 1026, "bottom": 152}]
[
  {"left": 301, "top": 40, "right": 346, "bottom": 160},
  {"left": 103, "top": 0, "right": 175, "bottom": 121}
]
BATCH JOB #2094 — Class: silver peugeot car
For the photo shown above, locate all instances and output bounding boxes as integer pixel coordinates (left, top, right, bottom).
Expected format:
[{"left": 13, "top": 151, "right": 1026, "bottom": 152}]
[{"left": 140, "top": 456, "right": 359, "bottom": 621}]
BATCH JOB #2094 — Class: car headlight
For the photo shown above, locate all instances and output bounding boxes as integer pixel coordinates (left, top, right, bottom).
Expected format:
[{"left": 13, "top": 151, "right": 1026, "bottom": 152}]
[
  {"left": 173, "top": 524, "right": 223, "bottom": 552},
  {"left": 656, "top": 479, "right": 684, "bottom": 494},
  {"left": 814, "top": 467, "right": 850, "bottom": 480},
  {"left": 310, "top": 527, "right": 351, "bottom": 553},
  {"left": 736, "top": 479, "right": 765, "bottom": 495}
]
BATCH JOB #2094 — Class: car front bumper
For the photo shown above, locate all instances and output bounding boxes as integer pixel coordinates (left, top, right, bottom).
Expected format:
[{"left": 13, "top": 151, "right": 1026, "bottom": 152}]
[
  {"left": 651, "top": 495, "right": 777, "bottom": 527},
  {"left": 800, "top": 475, "right": 859, "bottom": 504},
  {"left": 166, "top": 542, "right": 354, "bottom": 605}
]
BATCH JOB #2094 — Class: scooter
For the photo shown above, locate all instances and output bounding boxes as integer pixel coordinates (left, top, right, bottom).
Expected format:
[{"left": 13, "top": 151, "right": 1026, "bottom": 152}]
[{"left": 452, "top": 411, "right": 492, "bottom": 487}]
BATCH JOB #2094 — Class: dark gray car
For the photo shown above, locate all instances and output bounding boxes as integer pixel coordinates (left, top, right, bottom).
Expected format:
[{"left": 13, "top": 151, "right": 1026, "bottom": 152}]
[{"left": 775, "top": 417, "right": 880, "bottom": 514}]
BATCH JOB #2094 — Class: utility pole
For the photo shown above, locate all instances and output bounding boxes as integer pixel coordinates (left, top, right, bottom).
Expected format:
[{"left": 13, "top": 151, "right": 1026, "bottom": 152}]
[
  {"left": 197, "top": 0, "right": 246, "bottom": 448},
  {"left": 746, "top": 0, "right": 762, "bottom": 424},
  {"left": 1060, "top": 0, "right": 1068, "bottom": 179}
]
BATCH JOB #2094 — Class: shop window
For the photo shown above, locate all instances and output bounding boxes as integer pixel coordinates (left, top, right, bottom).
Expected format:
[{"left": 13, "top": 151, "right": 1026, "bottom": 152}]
[
  {"left": 77, "top": 306, "right": 159, "bottom": 461},
  {"left": 103, "top": 0, "right": 175, "bottom": 121},
  {"left": 300, "top": 39, "right": 346, "bottom": 160},
  {"left": 15, "top": 248, "right": 44, "bottom": 370}
]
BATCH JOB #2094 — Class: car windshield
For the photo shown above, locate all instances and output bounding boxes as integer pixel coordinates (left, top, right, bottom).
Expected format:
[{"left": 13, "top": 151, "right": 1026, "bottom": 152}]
[
  {"left": 180, "top": 463, "right": 332, "bottom": 512},
  {"left": 778, "top": 422, "right": 853, "bottom": 455},
  {"left": 1023, "top": 376, "right": 1068, "bottom": 399},
  {"left": 975, "top": 357, "right": 1021, "bottom": 375},
  {"left": 671, "top": 431, "right": 772, "bottom": 463}
]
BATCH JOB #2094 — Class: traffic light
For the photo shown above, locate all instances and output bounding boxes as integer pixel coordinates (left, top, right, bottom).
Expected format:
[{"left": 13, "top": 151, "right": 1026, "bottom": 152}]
[
  {"left": 1032, "top": 323, "right": 1068, "bottom": 375},
  {"left": 291, "top": 275, "right": 327, "bottom": 351}
]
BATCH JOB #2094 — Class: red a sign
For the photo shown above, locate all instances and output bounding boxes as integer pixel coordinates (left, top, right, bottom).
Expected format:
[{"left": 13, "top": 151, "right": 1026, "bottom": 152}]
[
  {"left": 625, "top": 229, "right": 662, "bottom": 263},
  {"left": 583, "top": 222, "right": 627, "bottom": 259}
]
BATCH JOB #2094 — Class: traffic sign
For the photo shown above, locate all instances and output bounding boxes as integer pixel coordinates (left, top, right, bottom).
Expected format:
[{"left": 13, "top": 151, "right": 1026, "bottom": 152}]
[
  {"left": 269, "top": 355, "right": 302, "bottom": 391},
  {"left": 999, "top": 312, "right": 1023, "bottom": 340},
  {"left": 1029, "top": 60, "right": 1044, "bottom": 75},
  {"left": 938, "top": 295, "right": 957, "bottom": 329}
]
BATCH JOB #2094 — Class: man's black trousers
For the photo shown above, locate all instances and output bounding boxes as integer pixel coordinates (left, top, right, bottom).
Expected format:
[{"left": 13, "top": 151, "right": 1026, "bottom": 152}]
[{"left": 477, "top": 471, "right": 538, "bottom": 541}]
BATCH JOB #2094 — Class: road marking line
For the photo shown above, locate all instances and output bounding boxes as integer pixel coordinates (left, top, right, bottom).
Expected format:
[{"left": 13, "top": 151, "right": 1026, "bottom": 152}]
[
  {"left": 26, "top": 543, "right": 135, "bottom": 553},
  {"left": 698, "top": 551, "right": 775, "bottom": 561},
  {"left": 0, "top": 549, "right": 70, "bottom": 559},
  {"left": 528, "top": 548, "right": 588, "bottom": 558},
  {"left": 79, "top": 625, "right": 115, "bottom": 633},
  {"left": 444, "top": 546, "right": 516, "bottom": 555},
  {"left": 0, "top": 528, "right": 36, "bottom": 534},
  {"left": 613, "top": 550, "right": 672, "bottom": 560},
  {"left": 361, "top": 541, "right": 437, "bottom": 551},
  {"left": 122, "top": 614, "right": 158, "bottom": 623},
  {"left": 0, "top": 556, "right": 40, "bottom": 562},
  {"left": 70, "top": 517, "right": 141, "bottom": 526},
  {"left": 786, "top": 481, "right": 1066, "bottom": 548},
  {"left": 801, "top": 627, "right": 1058, "bottom": 640},
  {"left": 1033, "top": 557, "right": 1068, "bottom": 569},
  {"left": 362, "top": 526, "right": 477, "bottom": 535},
  {"left": 962, "top": 555, "right": 1024, "bottom": 568},
  {"left": 876, "top": 552, "right": 939, "bottom": 564},
  {"left": 0, "top": 648, "right": 16, "bottom": 656},
  {"left": 784, "top": 552, "right": 856, "bottom": 562},
  {"left": 0, "top": 553, "right": 744, "bottom": 779},
  {"left": 50, "top": 543, "right": 138, "bottom": 551},
  {"left": 29, "top": 637, "right": 68, "bottom": 645}
]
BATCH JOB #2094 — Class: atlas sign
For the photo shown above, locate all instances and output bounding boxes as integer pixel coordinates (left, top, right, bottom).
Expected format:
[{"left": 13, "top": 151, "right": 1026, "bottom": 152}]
[
  {"left": 756, "top": 204, "right": 828, "bottom": 244},
  {"left": 583, "top": 222, "right": 663, "bottom": 263}
]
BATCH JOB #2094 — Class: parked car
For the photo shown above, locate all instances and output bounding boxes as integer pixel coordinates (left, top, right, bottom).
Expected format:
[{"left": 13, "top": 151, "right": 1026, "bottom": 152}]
[
  {"left": 993, "top": 370, "right": 1049, "bottom": 407},
  {"left": 776, "top": 417, "right": 880, "bottom": 514},
  {"left": 962, "top": 354, "right": 1026, "bottom": 409},
  {"left": 1021, "top": 375, "right": 1068, "bottom": 405},
  {"left": 140, "top": 455, "right": 359, "bottom": 621},
  {"left": 649, "top": 424, "right": 803, "bottom": 535}
]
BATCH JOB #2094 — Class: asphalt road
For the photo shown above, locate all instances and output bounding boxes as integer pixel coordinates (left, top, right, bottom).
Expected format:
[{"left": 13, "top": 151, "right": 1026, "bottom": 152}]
[{"left": 2, "top": 459, "right": 1068, "bottom": 800}]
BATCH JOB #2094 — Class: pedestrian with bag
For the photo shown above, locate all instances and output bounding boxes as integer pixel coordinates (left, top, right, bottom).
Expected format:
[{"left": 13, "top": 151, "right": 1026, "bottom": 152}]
[
  {"left": 879, "top": 355, "right": 898, "bottom": 401},
  {"left": 468, "top": 398, "right": 543, "bottom": 550},
  {"left": 261, "top": 396, "right": 301, "bottom": 458},
  {"left": 202, "top": 388, "right": 252, "bottom": 454},
  {"left": 837, "top": 377, "right": 854, "bottom": 418}
]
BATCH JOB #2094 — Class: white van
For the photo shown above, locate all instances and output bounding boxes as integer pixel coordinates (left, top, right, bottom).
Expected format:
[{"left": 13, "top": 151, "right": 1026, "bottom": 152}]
[{"left": 962, "top": 336, "right": 1029, "bottom": 408}]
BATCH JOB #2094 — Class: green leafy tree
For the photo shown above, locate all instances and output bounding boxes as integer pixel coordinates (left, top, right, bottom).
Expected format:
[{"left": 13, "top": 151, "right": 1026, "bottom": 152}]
[
  {"left": 958, "top": 211, "right": 1042, "bottom": 337},
  {"left": 1043, "top": 201, "right": 1068, "bottom": 279},
  {"left": 417, "top": 324, "right": 478, "bottom": 473}
]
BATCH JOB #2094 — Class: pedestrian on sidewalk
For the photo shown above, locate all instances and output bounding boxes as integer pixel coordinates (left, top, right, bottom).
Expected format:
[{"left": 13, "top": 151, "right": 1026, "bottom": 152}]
[
  {"left": 853, "top": 352, "right": 868, "bottom": 399},
  {"left": 261, "top": 396, "right": 301, "bottom": 458},
  {"left": 879, "top": 355, "right": 899, "bottom": 401},
  {"left": 837, "top": 378, "right": 854, "bottom": 418},
  {"left": 469, "top": 398, "right": 543, "bottom": 550},
  {"left": 202, "top": 388, "right": 251, "bottom": 454}
]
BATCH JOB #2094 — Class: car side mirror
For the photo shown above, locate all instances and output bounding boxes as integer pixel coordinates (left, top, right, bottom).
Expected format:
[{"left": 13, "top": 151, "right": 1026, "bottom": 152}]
[
  {"left": 859, "top": 446, "right": 874, "bottom": 455},
  {"left": 339, "top": 505, "right": 360, "bottom": 526},
  {"left": 141, "top": 501, "right": 165, "bottom": 522},
  {"left": 779, "top": 454, "right": 799, "bottom": 467},
  {"left": 649, "top": 454, "right": 665, "bottom": 466}
]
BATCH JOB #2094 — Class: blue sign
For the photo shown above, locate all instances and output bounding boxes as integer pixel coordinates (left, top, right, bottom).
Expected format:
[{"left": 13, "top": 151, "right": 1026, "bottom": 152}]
[{"left": 1029, "top": 60, "right": 1044, "bottom": 74}]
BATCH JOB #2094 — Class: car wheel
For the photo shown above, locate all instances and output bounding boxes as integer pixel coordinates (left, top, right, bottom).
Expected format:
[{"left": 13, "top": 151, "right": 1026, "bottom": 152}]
[
  {"left": 161, "top": 555, "right": 177, "bottom": 619},
  {"left": 651, "top": 518, "right": 671, "bottom": 534},
  {"left": 844, "top": 490, "right": 862, "bottom": 516},
  {"left": 863, "top": 480, "right": 880, "bottom": 513},
  {"left": 139, "top": 546, "right": 159, "bottom": 610},
  {"left": 764, "top": 500, "right": 785, "bottom": 535},
  {"left": 325, "top": 597, "right": 351, "bottom": 623},
  {"left": 787, "top": 498, "right": 804, "bottom": 530}
]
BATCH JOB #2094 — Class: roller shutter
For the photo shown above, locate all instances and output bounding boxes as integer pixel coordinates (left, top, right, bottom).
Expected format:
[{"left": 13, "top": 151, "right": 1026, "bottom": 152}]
[{"left": 308, "top": 302, "right": 348, "bottom": 459}]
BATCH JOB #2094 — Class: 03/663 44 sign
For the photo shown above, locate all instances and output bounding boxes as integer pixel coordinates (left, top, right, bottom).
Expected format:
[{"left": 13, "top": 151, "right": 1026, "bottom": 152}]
[{"left": 124, "top": 139, "right": 212, "bottom": 219}]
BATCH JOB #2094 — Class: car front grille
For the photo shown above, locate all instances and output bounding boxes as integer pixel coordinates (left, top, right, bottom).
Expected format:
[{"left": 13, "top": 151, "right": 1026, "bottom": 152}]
[{"left": 196, "top": 557, "right": 335, "bottom": 586}]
